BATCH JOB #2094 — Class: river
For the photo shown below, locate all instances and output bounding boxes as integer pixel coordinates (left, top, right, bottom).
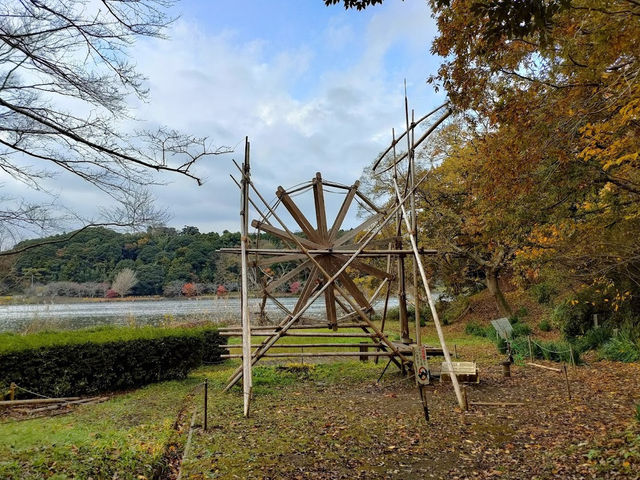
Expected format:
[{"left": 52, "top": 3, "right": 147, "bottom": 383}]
[{"left": 0, "top": 296, "right": 400, "bottom": 332}]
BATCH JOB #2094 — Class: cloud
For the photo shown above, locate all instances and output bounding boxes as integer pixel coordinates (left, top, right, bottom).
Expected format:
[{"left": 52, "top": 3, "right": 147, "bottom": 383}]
[{"left": 4, "top": 0, "right": 443, "bottom": 237}]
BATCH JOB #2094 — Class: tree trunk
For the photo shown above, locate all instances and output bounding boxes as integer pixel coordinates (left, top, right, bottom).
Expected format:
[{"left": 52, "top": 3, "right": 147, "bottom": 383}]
[{"left": 485, "top": 269, "right": 512, "bottom": 317}]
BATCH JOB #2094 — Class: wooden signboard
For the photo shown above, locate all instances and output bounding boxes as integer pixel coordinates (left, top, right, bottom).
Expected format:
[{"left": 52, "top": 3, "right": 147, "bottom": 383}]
[{"left": 413, "top": 345, "right": 431, "bottom": 385}]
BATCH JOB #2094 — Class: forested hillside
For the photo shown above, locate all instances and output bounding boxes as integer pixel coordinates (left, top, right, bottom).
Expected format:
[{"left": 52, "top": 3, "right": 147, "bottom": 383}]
[{"left": 1, "top": 227, "right": 242, "bottom": 296}]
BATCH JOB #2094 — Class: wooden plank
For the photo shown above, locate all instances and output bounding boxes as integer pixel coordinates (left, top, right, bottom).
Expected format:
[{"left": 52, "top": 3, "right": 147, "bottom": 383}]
[
  {"left": 0, "top": 397, "right": 81, "bottom": 407},
  {"left": 283, "top": 332, "right": 377, "bottom": 338},
  {"left": 222, "top": 352, "right": 396, "bottom": 359},
  {"left": 226, "top": 342, "right": 378, "bottom": 348}
]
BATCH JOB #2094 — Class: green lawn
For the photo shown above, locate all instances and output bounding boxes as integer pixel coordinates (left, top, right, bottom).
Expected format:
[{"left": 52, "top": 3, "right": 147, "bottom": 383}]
[{"left": 0, "top": 378, "right": 202, "bottom": 479}]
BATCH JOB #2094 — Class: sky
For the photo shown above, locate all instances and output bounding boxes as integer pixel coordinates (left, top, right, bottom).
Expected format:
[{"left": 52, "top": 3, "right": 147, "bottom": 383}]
[{"left": 10, "top": 0, "right": 446, "bottom": 237}]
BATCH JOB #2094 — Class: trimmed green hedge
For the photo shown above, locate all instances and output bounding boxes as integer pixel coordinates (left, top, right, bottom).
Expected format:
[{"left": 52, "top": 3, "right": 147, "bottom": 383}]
[{"left": 0, "top": 326, "right": 227, "bottom": 398}]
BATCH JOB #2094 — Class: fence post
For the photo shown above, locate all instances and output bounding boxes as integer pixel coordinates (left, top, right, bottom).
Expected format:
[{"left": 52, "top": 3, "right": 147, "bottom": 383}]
[
  {"left": 9, "top": 382, "right": 16, "bottom": 401},
  {"left": 204, "top": 379, "right": 208, "bottom": 432},
  {"left": 528, "top": 336, "right": 533, "bottom": 360},
  {"left": 563, "top": 364, "right": 571, "bottom": 400},
  {"left": 569, "top": 345, "right": 575, "bottom": 368}
]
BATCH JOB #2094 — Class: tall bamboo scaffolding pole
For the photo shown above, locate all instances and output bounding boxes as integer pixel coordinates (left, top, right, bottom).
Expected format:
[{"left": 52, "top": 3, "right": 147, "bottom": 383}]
[
  {"left": 240, "top": 138, "right": 252, "bottom": 417},
  {"left": 406, "top": 99, "right": 421, "bottom": 345},
  {"left": 392, "top": 177, "right": 466, "bottom": 410}
]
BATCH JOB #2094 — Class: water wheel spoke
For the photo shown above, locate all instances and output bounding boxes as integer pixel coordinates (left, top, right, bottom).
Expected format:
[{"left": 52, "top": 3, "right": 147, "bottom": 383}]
[
  {"left": 334, "top": 254, "right": 393, "bottom": 280},
  {"left": 333, "top": 213, "right": 384, "bottom": 247},
  {"left": 328, "top": 181, "right": 359, "bottom": 242},
  {"left": 277, "top": 186, "right": 323, "bottom": 244},
  {"left": 252, "top": 220, "right": 323, "bottom": 250}
]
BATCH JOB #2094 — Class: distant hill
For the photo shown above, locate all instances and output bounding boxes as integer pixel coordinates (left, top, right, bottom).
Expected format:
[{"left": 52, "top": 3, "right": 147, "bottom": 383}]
[{"left": 1, "top": 226, "right": 244, "bottom": 296}]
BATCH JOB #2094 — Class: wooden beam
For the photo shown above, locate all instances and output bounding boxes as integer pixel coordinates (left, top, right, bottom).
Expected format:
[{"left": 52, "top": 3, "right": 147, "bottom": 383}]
[
  {"left": 277, "top": 186, "right": 322, "bottom": 243},
  {"left": 251, "top": 220, "right": 322, "bottom": 250},
  {"left": 328, "top": 181, "right": 359, "bottom": 241},
  {"left": 313, "top": 172, "right": 328, "bottom": 241},
  {"left": 333, "top": 213, "right": 384, "bottom": 247},
  {"left": 222, "top": 352, "right": 395, "bottom": 358}
]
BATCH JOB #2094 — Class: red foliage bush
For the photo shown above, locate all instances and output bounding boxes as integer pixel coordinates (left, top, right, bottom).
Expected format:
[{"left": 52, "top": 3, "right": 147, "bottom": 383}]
[
  {"left": 289, "top": 281, "right": 301, "bottom": 294},
  {"left": 182, "top": 282, "right": 197, "bottom": 297},
  {"left": 216, "top": 284, "right": 228, "bottom": 296},
  {"left": 105, "top": 289, "right": 119, "bottom": 298}
]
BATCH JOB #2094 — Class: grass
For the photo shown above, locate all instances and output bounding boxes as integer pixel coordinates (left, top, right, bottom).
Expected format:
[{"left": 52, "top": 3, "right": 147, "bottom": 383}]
[
  {"left": 0, "top": 378, "right": 202, "bottom": 479},
  {"left": 0, "top": 323, "right": 221, "bottom": 354}
]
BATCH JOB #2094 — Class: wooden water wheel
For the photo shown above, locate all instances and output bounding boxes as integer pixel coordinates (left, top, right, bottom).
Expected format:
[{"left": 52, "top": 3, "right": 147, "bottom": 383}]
[{"left": 250, "top": 172, "right": 396, "bottom": 330}]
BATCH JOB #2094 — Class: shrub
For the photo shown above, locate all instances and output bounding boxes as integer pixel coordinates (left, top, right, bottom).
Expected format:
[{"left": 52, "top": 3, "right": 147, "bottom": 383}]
[
  {"left": 510, "top": 337, "right": 578, "bottom": 363},
  {"left": 600, "top": 334, "right": 640, "bottom": 363},
  {"left": 105, "top": 289, "right": 119, "bottom": 298},
  {"left": 531, "top": 282, "right": 558, "bottom": 305},
  {"left": 636, "top": 403, "right": 640, "bottom": 423},
  {"left": 512, "top": 322, "right": 532, "bottom": 337},
  {"left": 0, "top": 326, "right": 227, "bottom": 398},
  {"left": 182, "top": 282, "right": 197, "bottom": 297},
  {"left": 574, "top": 327, "right": 613, "bottom": 353},
  {"left": 539, "top": 319, "right": 552, "bottom": 332},
  {"left": 465, "top": 321, "right": 488, "bottom": 337}
]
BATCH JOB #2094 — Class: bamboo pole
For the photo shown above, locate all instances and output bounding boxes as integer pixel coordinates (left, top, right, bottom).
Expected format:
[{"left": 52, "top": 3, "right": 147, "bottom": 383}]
[
  {"left": 408, "top": 106, "right": 421, "bottom": 346},
  {"left": 391, "top": 177, "right": 466, "bottom": 410},
  {"left": 226, "top": 342, "right": 379, "bottom": 348},
  {"left": 240, "top": 137, "right": 252, "bottom": 417},
  {"left": 221, "top": 352, "right": 396, "bottom": 359},
  {"left": 0, "top": 396, "right": 81, "bottom": 406},
  {"left": 527, "top": 362, "right": 562, "bottom": 373},
  {"left": 563, "top": 364, "right": 572, "bottom": 400}
]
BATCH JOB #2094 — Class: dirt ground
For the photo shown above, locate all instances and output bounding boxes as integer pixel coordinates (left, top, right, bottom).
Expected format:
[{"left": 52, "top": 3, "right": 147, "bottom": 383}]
[{"left": 179, "top": 345, "right": 640, "bottom": 480}]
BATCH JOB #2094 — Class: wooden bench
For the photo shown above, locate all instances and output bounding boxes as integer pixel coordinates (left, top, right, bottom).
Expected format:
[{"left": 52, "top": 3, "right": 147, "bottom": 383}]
[{"left": 439, "top": 361, "right": 479, "bottom": 384}]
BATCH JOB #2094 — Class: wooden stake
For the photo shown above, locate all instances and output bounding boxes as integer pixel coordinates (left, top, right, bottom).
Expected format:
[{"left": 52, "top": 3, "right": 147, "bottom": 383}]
[
  {"left": 563, "top": 364, "right": 572, "bottom": 400},
  {"left": 9, "top": 382, "right": 15, "bottom": 401},
  {"left": 528, "top": 335, "right": 533, "bottom": 360},
  {"left": 204, "top": 378, "right": 208, "bottom": 431},
  {"left": 462, "top": 385, "right": 469, "bottom": 411}
]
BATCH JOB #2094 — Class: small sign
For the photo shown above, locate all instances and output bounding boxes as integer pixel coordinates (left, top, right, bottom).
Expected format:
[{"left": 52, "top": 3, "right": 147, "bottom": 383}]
[
  {"left": 490, "top": 317, "right": 513, "bottom": 340},
  {"left": 413, "top": 345, "right": 431, "bottom": 385}
]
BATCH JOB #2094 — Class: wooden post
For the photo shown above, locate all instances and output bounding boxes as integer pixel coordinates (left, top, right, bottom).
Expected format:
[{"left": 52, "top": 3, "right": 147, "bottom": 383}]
[
  {"left": 204, "top": 378, "right": 208, "bottom": 431},
  {"left": 563, "top": 364, "right": 571, "bottom": 400},
  {"left": 454, "top": 344, "right": 458, "bottom": 359},
  {"left": 418, "top": 385, "right": 429, "bottom": 421},
  {"left": 569, "top": 345, "right": 575, "bottom": 368},
  {"left": 462, "top": 385, "right": 469, "bottom": 411},
  {"left": 359, "top": 344, "right": 369, "bottom": 362},
  {"left": 240, "top": 137, "right": 252, "bottom": 417},
  {"left": 9, "top": 382, "right": 16, "bottom": 401},
  {"left": 392, "top": 177, "right": 466, "bottom": 410},
  {"left": 528, "top": 335, "right": 533, "bottom": 361}
]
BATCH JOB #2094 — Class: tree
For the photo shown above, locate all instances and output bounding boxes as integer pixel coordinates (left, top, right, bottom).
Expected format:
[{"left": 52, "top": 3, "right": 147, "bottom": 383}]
[
  {"left": 0, "top": 1, "right": 230, "bottom": 249},
  {"left": 111, "top": 268, "right": 137, "bottom": 297}
]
